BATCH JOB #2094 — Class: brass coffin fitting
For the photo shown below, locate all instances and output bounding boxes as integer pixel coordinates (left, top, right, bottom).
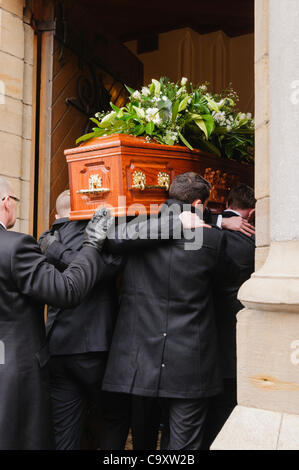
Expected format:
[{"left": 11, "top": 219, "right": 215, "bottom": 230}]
[
  {"left": 77, "top": 174, "right": 110, "bottom": 194},
  {"left": 132, "top": 171, "right": 170, "bottom": 191}
]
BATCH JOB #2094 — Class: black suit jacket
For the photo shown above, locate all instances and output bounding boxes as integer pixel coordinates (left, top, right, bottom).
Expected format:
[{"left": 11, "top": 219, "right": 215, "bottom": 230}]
[
  {"left": 102, "top": 200, "right": 238, "bottom": 399},
  {"left": 213, "top": 210, "right": 255, "bottom": 378},
  {"left": 0, "top": 224, "right": 105, "bottom": 449},
  {"left": 39, "top": 218, "right": 121, "bottom": 355}
]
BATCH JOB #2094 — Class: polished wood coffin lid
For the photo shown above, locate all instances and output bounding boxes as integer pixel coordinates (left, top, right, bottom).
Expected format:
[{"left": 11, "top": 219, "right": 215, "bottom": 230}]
[{"left": 65, "top": 134, "right": 253, "bottom": 219}]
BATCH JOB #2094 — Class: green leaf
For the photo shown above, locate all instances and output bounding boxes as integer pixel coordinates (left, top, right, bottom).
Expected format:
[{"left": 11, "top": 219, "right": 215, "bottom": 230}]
[
  {"left": 206, "top": 97, "right": 219, "bottom": 113},
  {"left": 149, "top": 83, "right": 154, "bottom": 94},
  {"left": 194, "top": 119, "right": 208, "bottom": 139},
  {"left": 201, "top": 114, "right": 215, "bottom": 137},
  {"left": 89, "top": 117, "right": 101, "bottom": 127},
  {"left": 100, "top": 111, "right": 116, "bottom": 126},
  {"left": 152, "top": 79, "right": 161, "bottom": 97},
  {"left": 134, "top": 124, "right": 145, "bottom": 136},
  {"left": 200, "top": 139, "right": 222, "bottom": 157},
  {"left": 172, "top": 100, "right": 180, "bottom": 123},
  {"left": 125, "top": 85, "right": 135, "bottom": 95},
  {"left": 76, "top": 132, "right": 96, "bottom": 144},
  {"left": 178, "top": 96, "right": 190, "bottom": 113},
  {"left": 146, "top": 121, "right": 155, "bottom": 135},
  {"left": 133, "top": 106, "right": 145, "bottom": 119},
  {"left": 157, "top": 98, "right": 172, "bottom": 121},
  {"left": 110, "top": 102, "right": 120, "bottom": 113},
  {"left": 178, "top": 131, "right": 193, "bottom": 150}
]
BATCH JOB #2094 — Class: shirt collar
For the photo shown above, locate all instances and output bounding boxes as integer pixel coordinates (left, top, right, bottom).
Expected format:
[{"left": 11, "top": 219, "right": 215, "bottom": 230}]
[
  {"left": 0, "top": 221, "right": 7, "bottom": 230},
  {"left": 224, "top": 208, "right": 241, "bottom": 217}
]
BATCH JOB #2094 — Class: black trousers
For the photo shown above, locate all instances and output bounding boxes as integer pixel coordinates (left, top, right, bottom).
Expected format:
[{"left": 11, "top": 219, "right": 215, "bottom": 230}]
[
  {"left": 99, "top": 393, "right": 161, "bottom": 450},
  {"left": 159, "top": 397, "right": 210, "bottom": 450},
  {"left": 202, "top": 378, "right": 237, "bottom": 449},
  {"left": 49, "top": 352, "right": 108, "bottom": 450}
]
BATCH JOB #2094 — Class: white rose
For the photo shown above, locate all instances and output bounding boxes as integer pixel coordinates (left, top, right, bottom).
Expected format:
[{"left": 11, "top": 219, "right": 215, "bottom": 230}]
[
  {"left": 132, "top": 90, "right": 141, "bottom": 100},
  {"left": 181, "top": 77, "right": 188, "bottom": 86},
  {"left": 141, "top": 87, "right": 150, "bottom": 96}
]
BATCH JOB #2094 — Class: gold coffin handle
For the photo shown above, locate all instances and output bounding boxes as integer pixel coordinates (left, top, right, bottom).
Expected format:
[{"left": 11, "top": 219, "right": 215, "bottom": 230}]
[
  {"left": 132, "top": 171, "right": 170, "bottom": 191},
  {"left": 77, "top": 174, "right": 110, "bottom": 195}
]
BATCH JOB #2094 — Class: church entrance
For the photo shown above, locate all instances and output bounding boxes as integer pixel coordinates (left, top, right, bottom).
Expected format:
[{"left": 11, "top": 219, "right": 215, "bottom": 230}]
[{"left": 31, "top": 0, "right": 254, "bottom": 237}]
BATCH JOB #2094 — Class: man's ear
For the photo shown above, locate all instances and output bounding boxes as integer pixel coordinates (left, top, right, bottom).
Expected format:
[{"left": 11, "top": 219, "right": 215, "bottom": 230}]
[
  {"left": 248, "top": 208, "right": 255, "bottom": 221},
  {"left": 2, "top": 197, "right": 10, "bottom": 213},
  {"left": 191, "top": 199, "right": 202, "bottom": 208}
]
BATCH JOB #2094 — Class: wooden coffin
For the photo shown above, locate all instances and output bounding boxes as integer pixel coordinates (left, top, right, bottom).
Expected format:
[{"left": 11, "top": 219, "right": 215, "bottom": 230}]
[{"left": 65, "top": 134, "right": 253, "bottom": 219}]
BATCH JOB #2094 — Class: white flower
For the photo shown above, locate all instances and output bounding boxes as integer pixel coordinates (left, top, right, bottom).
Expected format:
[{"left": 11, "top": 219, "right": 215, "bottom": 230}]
[
  {"left": 181, "top": 77, "right": 188, "bottom": 86},
  {"left": 132, "top": 90, "right": 141, "bottom": 100},
  {"left": 213, "top": 111, "right": 226, "bottom": 124},
  {"left": 199, "top": 85, "right": 207, "bottom": 93},
  {"left": 226, "top": 125, "right": 232, "bottom": 132},
  {"left": 145, "top": 107, "right": 161, "bottom": 125},
  {"left": 141, "top": 87, "right": 150, "bottom": 96},
  {"left": 246, "top": 113, "right": 252, "bottom": 119},
  {"left": 162, "top": 96, "right": 168, "bottom": 101}
]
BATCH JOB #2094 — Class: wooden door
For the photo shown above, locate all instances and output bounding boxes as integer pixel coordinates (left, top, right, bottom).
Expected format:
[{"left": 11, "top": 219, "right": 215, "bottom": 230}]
[{"left": 50, "top": 39, "right": 128, "bottom": 223}]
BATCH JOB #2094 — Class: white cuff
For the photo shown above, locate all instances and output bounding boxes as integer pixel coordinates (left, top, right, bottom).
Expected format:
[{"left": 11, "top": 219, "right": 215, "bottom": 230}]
[{"left": 216, "top": 215, "right": 223, "bottom": 229}]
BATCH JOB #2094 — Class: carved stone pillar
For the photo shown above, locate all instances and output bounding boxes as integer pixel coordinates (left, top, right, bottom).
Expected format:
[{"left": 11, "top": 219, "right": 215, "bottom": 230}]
[{"left": 212, "top": 0, "right": 299, "bottom": 449}]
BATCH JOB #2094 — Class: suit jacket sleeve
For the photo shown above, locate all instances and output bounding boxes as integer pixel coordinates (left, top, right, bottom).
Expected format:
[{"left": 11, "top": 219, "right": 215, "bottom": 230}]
[
  {"left": 214, "top": 231, "right": 240, "bottom": 286},
  {"left": 11, "top": 234, "right": 105, "bottom": 309},
  {"left": 45, "top": 238, "right": 123, "bottom": 277},
  {"left": 105, "top": 214, "right": 183, "bottom": 254}
]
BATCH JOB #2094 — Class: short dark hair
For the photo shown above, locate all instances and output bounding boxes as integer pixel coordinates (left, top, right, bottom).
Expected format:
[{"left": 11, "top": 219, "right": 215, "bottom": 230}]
[
  {"left": 169, "top": 172, "right": 211, "bottom": 204},
  {"left": 227, "top": 183, "right": 256, "bottom": 210}
]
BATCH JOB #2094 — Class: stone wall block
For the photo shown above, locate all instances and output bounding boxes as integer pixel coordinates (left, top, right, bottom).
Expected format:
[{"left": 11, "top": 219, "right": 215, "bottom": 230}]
[
  {"left": 0, "top": 0, "right": 24, "bottom": 18},
  {"left": 255, "top": 0, "right": 269, "bottom": 63},
  {"left": 255, "top": 123, "right": 270, "bottom": 200},
  {"left": 0, "top": 130, "right": 21, "bottom": 176},
  {"left": 255, "top": 53, "right": 269, "bottom": 128},
  {"left": 0, "top": 9, "right": 24, "bottom": 59},
  {"left": 255, "top": 246, "right": 270, "bottom": 271},
  {"left": 0, "top": 51, "right": 23, "bottom": 100},
  {"left": 256, "top": 197, "right": 270, "bottom": 247},
  {"left": 237, "top": 309, "right": 299, "bottom": 415},
  {"left": 23, "top": 22, "right": 33, "bottom": 65},
  {"left": 23, "top": 61, "right": 33, "bottom": 105},
  {"left": 21, "top": 137, "right": 31, "bottom": 180},
  {"left": 0, "top": 95, "right": 22, "bottom": 135},
  {"left": 22, "top": 103, "right": 32, "bottom": 139}
]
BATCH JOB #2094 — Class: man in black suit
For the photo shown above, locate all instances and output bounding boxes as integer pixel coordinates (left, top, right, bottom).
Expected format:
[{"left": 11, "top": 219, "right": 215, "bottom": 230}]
[
  {"left": 0, "top": 176, "right": 113, "bottom": 450},
  {"left": 203, "top": 183, "right": 256, "bottom": 448},
  {"left": 101, "top": 172, "right": 237, "bottom": 450},
  {"left": 39, "top": 190, "right": 121, "bottom": 450}
]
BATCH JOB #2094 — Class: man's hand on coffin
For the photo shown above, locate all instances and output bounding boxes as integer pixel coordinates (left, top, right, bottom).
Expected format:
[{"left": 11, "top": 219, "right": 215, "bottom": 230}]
[
  {"left": 39, "top": 230, "right": 61, "bottom": 254},
  {"left": 221, "top": 216, "right": 255, "bottom": 237},
  {"left": 83, "top": 207, "right": 113, "bottom": 252},
  {"left": 179, "top": 211, "right": 211, "bottom": 229}
]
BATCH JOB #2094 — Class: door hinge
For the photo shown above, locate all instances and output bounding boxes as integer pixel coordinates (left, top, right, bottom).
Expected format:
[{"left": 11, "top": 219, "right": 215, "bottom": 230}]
[{"left": 31, "top": 17, "right": 56, "bottom": 33}]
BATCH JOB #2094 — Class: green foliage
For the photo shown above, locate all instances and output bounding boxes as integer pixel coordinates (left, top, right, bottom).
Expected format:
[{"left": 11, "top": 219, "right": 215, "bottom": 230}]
[{"left": 76, "top": 77, "right": 254, "bottom": 164}]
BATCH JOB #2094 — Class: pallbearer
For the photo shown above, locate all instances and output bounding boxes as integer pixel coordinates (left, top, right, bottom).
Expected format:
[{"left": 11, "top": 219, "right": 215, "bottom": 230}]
[{"left": 0, "top": 176, "right": 111, "bottom": 450}]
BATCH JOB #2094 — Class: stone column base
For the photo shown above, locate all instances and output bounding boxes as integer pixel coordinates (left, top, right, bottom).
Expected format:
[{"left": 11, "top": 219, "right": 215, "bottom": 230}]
[{"left": 211, "top": 405, "right": 299, "bottom": 450}]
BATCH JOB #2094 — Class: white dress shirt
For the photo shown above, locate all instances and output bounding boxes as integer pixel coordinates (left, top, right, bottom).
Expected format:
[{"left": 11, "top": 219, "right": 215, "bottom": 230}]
[{"left": 216, "top": 209, "right": 241, "bottom": 228}]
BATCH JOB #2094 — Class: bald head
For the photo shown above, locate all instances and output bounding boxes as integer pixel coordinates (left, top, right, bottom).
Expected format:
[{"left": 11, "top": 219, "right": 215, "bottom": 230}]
[
  {"left": 0, "top": 176, "right": 18, "bottom": 229},
  {"left": 0, "top": 176, "right": 14, "bottom": 200},
  {"left": 56, "top": 190, "right": 71, "bottom": 219}
]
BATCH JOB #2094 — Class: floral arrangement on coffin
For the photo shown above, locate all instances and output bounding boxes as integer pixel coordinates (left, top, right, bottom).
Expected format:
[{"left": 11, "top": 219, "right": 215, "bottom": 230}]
[{"left": 76, "top": 77, "right": 254, "bottom": 164}]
